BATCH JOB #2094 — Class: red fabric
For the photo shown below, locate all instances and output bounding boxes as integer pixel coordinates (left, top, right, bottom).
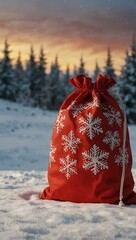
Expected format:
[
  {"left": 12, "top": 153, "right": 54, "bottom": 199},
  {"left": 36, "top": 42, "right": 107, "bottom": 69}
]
[{"left": 41, "top": 74, "right": 136, "bottom": 205}]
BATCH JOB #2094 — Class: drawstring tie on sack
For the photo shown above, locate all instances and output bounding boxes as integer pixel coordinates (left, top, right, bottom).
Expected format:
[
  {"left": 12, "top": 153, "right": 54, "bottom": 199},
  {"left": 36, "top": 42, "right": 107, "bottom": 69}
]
[{"left": 112, "top": 93, "right": 127, "bottom": 207}]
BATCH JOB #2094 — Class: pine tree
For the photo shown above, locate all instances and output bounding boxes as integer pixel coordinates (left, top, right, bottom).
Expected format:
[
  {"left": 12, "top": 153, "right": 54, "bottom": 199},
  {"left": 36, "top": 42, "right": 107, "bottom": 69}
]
[
  {"left": 0, "top": 39, "right": 16, "bottom": 101},
  {"left": 120, "top": 36, "right": 136, "bottom": 123},
  {"left": 25, "top": 46, "right": 38, "bottom": 106},
  {"left": 63, "top": 64, "right": 73, "bottom": 97},
  {"left": 46, "top": 56, "right": 63, "bottom": 110},
  {"left": 92, "top": 61, "right": 101, "bottom": 82},
  {"left": 78, "top": 56, "right": 86, "bottom": 75},
  {"left": 104, "top": 47, "right": 120, "bottom": 93},
  {"left": 119, "top": 50, "right": 131, "bottom": 98},
  {"left": 104, "top": 48, "right": 116, "bottom": 78},
  {"left": 72, "top": 65, "right": 78, "bottom": 77},
  {"left": 65, "top": 64, "right": 70, "bottom": 83},
  {"left": 14, "top": 52, "right": 25, "bottom": 103},
  {"left": 35, "top": 46, "right": 47, "bottom": 108}
]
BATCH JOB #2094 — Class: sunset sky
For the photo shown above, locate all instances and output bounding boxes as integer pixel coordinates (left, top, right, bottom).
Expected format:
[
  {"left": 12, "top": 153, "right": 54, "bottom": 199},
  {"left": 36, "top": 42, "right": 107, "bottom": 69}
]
[{"left": 0, "top": 0, "right": 136, "bottom": 74}]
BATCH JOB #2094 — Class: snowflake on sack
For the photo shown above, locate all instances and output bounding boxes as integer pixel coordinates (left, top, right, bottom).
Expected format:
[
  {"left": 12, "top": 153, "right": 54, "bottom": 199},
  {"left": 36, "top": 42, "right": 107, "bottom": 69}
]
[
  {"left": 61, "top": 130, "right": 81, "bottom": 154},
  {"left": 68, "top": 101, "right": 84, "bottom": 118},
  {"left": 82, "top": 144, "right": 109, "bottom": 175},
  {"left": 59, "top": 155, "right": 78, "bottom": 179},
  {"left": 103, "top": 131, "right": 120, "bottom": 150},
  {"left": 114, "top": 148, "right": 129, "bottom": 167},
  {"left": 79, "top": 113, "right": 103, "bottom": 140},
  {"left": 55, "top": 110, "right": 66, "bottom": 133},
  {"left": 103, "top": 104, "right": 122, "bottom": 127},
  {"left": 49, "top": 141, "right": 56, "bottom": 167},
  {"left": 84, "top": 97, "right": 100, "bottom": 110}
]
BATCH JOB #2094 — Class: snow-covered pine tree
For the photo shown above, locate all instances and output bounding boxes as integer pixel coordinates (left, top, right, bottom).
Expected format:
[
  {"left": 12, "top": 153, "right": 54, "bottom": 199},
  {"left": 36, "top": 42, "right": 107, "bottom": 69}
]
[
  {"left": 72, "top": 65, "right": 78, "bottom": 77},
  {"left": 63, "top": 64, "right": 73, "bottom": 97},
  {"left": 35, "top": 46, "right": 47, "bottom": 109},
  {"left": 92, "top": 61, "right": 101, "bottom": 82},
  {"left": 104, "top": 47, "right": 119, "bottom": 93},
  {"left": 104, "top": 48, "right": 116, "bottom": 78},
  {"left": 120, "top": 36, "right": 136, "bottom": 124},
  {"left": 14, "top": 52, "right": 25, "bottom": 103},
  {"left": 129, "top": 36, "right": 136, "bottom": 123},
  {"left": 25, "top": 46, "right": 38, "bottom": 106},
  {"left": 119, "top": 50, "right": 131, "bottom": 99},
  {"left": 64, "top": 64, "right": 70, "bottom": 84},
  {"left": 0, "top": 39, "right": 16, "bottom": 101},
  {"left": 78, "top": 56, "right": 86, "bottom": 75},
  {"left": 46, "top": 56, "right": 64, "bottom": 110}
]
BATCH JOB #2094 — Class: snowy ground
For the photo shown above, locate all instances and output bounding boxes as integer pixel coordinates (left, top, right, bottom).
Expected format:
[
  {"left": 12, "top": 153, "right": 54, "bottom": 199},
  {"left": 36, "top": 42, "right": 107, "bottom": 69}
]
[{"left": 0, "top": 99, "right": 136, "bottom": 240}]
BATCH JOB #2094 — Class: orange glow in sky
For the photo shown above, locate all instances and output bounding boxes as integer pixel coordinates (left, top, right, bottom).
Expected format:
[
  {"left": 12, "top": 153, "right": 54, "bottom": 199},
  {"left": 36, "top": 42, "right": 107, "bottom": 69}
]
[{"left": 0, "top": 0, "right": 135, "bottom": 75}]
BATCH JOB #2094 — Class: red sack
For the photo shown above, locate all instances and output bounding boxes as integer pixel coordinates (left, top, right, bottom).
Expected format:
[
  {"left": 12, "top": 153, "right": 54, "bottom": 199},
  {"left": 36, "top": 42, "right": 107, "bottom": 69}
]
[{"left": 41, "top": 74, "right": 136, "bottom": 205}]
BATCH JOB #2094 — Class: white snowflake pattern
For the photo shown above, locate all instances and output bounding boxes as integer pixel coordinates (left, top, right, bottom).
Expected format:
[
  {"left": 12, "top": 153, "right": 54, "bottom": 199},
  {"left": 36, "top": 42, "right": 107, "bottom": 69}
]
[
  {"left": 84, "top": 97, "right": 100, "bottom": 110},
  {"left": 49, "top": 141, "right": 56, "bottom": 167},
  {"left": 79, "top": 113, "right": 103, "bottom": 140},
  {"left": 82, "top": 144, "right": 109, "bottom": 175},
  {"left": 59, "top": 155, "right": 77, "bottom": 179},
  {"left": 103, "top": 104, "right": 122, "bottom": 127},
  {"left": 55, "top": 110, "right": 66, "bottom": 133},
  {"left": 103, "top": 131, "right": 120, "bottom": 150},
  {"left": 68, "top": 101, "right": 84, "bottom": 118},
  {"left": 114, "top": 148, "right": 129, "bottom": 167},
  {"left": 68, "top": 98, "right": 100, "bottom": 118},
  {"left": 61, "top": 130, "right": 81, "bottom": 154}
]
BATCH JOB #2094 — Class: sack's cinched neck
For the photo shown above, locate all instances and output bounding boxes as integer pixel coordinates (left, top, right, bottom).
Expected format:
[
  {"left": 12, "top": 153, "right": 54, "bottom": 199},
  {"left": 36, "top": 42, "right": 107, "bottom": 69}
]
[{"left": 70, "top": 74, "right": 116, "bottom": 91}]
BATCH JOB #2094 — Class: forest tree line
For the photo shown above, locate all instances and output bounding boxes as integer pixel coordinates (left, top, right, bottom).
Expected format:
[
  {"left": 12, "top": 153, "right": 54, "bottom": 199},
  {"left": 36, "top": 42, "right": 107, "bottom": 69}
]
[{"left": 0, "top": 37, "right": 136, "bottom": 124}]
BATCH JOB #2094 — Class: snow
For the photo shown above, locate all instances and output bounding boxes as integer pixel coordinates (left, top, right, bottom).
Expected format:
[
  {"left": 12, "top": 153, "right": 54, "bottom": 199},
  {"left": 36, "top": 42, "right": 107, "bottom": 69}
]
[{"left": 0, "top": 99, "right": 136, "bottom": 240}]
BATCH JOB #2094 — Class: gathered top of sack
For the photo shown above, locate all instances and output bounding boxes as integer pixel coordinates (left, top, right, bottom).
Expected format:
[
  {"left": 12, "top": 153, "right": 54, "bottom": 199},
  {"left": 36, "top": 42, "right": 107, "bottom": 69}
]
[{"left": 70, "top": 74, "right": 116, "bottom": 90}]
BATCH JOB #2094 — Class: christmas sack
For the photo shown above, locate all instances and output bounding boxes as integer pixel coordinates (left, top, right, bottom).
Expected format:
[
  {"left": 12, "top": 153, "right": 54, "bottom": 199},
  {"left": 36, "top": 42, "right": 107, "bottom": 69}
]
[{"left": 41, "top": 74, "right": 136, "bottom": 205}]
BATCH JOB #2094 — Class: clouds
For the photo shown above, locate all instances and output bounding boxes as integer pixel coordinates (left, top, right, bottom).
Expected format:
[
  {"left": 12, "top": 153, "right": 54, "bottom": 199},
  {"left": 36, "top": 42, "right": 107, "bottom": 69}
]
[
  {"left": 0, "top": 0, "right": 135, "bottom": 72},
  {"left": 0, "top": 9, "right": 134, "bottom": 53}
]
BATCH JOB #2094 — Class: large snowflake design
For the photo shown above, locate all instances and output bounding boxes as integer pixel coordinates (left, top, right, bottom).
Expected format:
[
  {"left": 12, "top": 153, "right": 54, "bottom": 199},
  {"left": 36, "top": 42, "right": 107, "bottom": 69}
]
[
  {"left": 84, "top": 97, "right": 100, "bottom": 110},
  {"left": 61, "top": 130, "right": 81, "bottom": 154},
  {"left": 59, "top": 155, "right": 78, "bottom": 179},
  {"left": 49, "top": 141, "right": 56, "bottom": 167},
  {"left": 114, "top": 147, "right": 129, "bottom": 167},
  {"left": 103, "top": 104, "right": 122, "bottom": 127},
  {"left": 103, "top": 131, "right": 120, "bottom": 150},
  {"left": 79, "top": 113, "right": 103, "bottom": 140},
  {"left": 55, "top": 110, "right": 66, "bottom": 133},
  {"left": 82, "top": 144, "right": 109, "bottom": 175},
  {"left": 68, "top": 101, "right": 84, "bottom": 118}
]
